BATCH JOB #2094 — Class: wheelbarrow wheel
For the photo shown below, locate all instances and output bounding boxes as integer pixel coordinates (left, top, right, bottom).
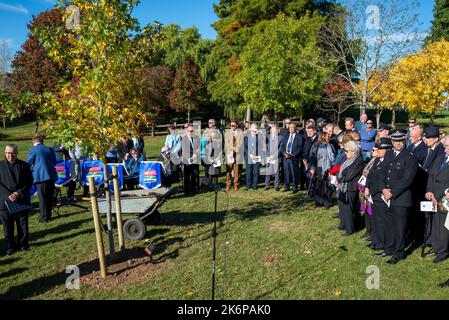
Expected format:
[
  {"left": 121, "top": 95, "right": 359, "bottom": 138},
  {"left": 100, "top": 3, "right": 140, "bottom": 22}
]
[{"left": 123, "top": 219, "right": 147, "bottom": 241}]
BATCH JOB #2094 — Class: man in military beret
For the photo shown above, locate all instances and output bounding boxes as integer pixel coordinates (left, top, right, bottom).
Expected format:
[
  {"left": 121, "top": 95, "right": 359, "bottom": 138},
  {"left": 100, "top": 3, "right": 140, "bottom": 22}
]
[{"left": 380, "top": 130, "right": 419, "bottom": 264}]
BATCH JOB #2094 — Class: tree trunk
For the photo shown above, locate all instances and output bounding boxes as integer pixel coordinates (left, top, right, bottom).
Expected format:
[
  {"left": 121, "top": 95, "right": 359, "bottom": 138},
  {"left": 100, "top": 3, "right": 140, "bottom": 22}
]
[
  {"left": 2, "top": 117, "right": 5, "bottom": 130},
  {"left": 391, "top": 108, "right": 396, "bottom": 129},
  {"left": 375, "top": 109, "right": 383, "bottom": 130},
  {"left": 246, "top": 105, "right": 251, "bottom": 128},
  {"left": 102, "top": 161, "right": 115, "bottom": 256},
  {"left": 187, "top": 109, "right": 191, "bottom": 124},
  {"left": 35, "top": 121, "right": 39, "bottom": 134},
  {"left": 430, "top": 111, "right": 435, "bottom": 124}
]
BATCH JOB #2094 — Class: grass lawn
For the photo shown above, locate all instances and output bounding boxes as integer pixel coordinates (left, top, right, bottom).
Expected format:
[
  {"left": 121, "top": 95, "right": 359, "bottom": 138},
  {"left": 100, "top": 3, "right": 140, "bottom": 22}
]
[{"left": 1, "top": 122, "right": 449, "bottom": 300}]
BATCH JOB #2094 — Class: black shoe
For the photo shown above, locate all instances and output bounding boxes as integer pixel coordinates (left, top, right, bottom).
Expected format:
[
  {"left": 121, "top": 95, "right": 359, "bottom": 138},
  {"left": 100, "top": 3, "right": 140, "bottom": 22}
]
[
  {"left": 374, "top": 252, "right": 390, "bottom": 257},
  {"left": 438, "top": 279, "right": 449, "bottom": 288},
  {"left": 252, "top": 187, "right": 258, "bottom": 191},
  {"left": 275, "top": 187, "right": 281, "bottom": 191},
  {"left": 283, "top": 189, "right": 290, "bottom": 193},
  {"left": 386, "top": 257, "right": 403, "bottom": 265},
  {"left": 292, "top": 190, "right": 298, "bottom": 194},
  {"left": 433, "top": 257, "right": 448, "bottom": 264},
  {"left": 264, "top": 186, "right": 270, "bottom": 191}
]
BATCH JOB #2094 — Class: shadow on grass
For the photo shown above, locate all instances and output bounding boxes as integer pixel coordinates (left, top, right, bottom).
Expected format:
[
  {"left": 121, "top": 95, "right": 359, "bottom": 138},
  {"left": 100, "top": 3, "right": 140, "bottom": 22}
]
[
  {"left": 31, "top": 229, "right": 95, "bottom": 248},
  {"left": 29, "top": 218, "right": 92, "bottom": 242},
  {"left": 0, "top": 268, "right": 28, "bottom": 279}
]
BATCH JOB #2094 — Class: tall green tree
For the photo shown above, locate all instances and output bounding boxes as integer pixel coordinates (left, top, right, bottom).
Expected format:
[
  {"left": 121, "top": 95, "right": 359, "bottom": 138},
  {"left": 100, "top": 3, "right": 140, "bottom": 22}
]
[
  {"left": 427, "top": 0, "right": 449, "bottom": 43},
  {"left": 239, "top": 13, "right": 334, "bottom": 118},
  {"left": 208, "top": 0, "right": 338, "bottom": 118}
]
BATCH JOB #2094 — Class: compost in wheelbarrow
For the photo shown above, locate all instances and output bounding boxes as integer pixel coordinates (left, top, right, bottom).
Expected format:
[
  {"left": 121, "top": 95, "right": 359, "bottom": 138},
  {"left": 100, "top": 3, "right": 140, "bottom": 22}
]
[{"left": 97, "top": 188, "right": 175, "bottom": 241}]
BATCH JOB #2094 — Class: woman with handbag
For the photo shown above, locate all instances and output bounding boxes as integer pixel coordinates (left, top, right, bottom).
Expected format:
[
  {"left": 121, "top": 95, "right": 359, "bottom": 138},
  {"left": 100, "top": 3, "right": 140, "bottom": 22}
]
[{"left": 333, "top": 140, "right": 365, "bottom": 236}]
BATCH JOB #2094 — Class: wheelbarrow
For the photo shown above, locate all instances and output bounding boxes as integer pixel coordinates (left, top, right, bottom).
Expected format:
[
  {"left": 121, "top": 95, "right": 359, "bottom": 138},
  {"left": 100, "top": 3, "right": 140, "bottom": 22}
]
[{"left": 97, "top": 187, "right": 175, "bottom": 241}]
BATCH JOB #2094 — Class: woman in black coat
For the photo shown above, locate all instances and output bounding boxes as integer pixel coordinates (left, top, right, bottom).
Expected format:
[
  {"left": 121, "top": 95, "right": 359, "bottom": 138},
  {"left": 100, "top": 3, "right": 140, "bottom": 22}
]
[{"left": 333, "top": 140, "right": 365, "bottom": 236}]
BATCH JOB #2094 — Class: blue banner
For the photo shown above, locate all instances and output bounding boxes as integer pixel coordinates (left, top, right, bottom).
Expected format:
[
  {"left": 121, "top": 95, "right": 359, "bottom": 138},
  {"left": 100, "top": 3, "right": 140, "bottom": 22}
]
[
  {"left": 139, "top": 162, "right": 162, "bottom": 190},
  {"left": 107, "top": 164, "right": 124, "bottom": 191},
  {"left": 82, "top": 160, "right": 104, "bottom": 186},
  {"left": 55, "top": 161, "right": 71, "bottom": 187}
]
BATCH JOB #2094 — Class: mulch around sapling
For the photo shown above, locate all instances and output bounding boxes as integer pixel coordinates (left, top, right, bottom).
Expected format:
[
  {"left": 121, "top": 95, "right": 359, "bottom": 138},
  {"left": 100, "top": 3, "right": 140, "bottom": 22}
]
[{"left": 79, "top": 247, "right": 165, "bottom": 290}]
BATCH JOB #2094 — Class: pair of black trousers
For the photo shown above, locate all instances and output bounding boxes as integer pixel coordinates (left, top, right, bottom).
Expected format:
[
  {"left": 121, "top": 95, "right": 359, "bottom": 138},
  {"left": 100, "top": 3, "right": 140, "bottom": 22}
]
[
  {"left": 431, "top": 212, "right": 449, "bottom": 260},
  {"left": 338, "top": 191, "right": 360, "bottom": 234},
  {"left": 283, "top": 158, "right": 298, "bottom": 191},
  {"left": 371, "top": 201, "right": 387, "bottom": 249},
  {"left": 384, "top": 206, "right": 409, "bottom": 259},
  {"left": 36, "top": 181, "right": 55, "bottom": 222},
  {"left": 184, "top": 164, "right": 199, "bottom": 195},
  {"left": 0, "top": 211, "right": 29, "bottom": 250}
]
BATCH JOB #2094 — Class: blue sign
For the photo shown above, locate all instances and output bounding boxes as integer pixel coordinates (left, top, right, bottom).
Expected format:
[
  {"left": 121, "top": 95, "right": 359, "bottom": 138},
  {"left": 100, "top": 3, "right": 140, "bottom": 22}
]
[
  {"left": 139, "top": 162, "right": 162, "bottom": 190},
  {"left": 82, "top": 160, "right": 105, "bottom": 186},
  {"left": 107, "top": 164, "right": 124, "bottom": 191},
  {"left": 55, "top": 161, "right": 71, "bottom": 187}
]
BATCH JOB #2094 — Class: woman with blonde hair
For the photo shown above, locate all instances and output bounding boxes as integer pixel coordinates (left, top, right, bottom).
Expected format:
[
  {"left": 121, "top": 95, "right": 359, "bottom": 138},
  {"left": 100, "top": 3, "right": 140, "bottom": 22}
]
[{"left": 332, "top": 140, "right": 365, "bottom": 236}]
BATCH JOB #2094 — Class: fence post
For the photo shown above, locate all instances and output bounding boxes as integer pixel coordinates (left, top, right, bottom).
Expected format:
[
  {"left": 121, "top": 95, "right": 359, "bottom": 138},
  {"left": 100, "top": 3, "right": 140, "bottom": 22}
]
[{"left": 88, "top": 176, "right": 107, "bottom": 278}]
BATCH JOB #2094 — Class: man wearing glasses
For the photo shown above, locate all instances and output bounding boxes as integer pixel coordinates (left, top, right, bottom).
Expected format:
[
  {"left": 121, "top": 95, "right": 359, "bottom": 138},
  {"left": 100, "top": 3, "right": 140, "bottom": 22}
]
[
  {"left": 225, "top": 120, "right": 243, "bottom": 191},
  {"left": 182, "top": 125, "right": 201, "bottom": 196},
  {"left": 360, "top": 119, "right": 377, "bottom": 162},
  {"left": 0, "top": 145, "right": 34, "bottom": 255}
]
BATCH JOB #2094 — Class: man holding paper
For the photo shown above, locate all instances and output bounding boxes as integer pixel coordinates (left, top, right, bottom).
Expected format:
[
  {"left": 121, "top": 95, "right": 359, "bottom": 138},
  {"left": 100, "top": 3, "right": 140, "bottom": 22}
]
[
  {"left": 225, "top": 120, "right": 243, "bottom": 191},
  {"left": 381, "top": 130, "right": 419, "bottom": 265},
  {"left": 244, "top": 123, "right": 264, "bottom": 190},
  {"left": 425, "top": 135, "right": 449, "bottom": 264},
  {"left": 264, "top": 123, "right": 284, "bottom": 191},
  {"left": 281, "top": 123, "right": 303, "bottom": 194}
]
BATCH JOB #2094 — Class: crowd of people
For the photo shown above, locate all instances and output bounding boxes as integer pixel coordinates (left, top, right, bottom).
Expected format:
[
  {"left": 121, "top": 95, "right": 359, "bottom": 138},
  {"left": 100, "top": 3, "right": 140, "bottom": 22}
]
[
  {"left": 160, "top": 115, "right": 449, "bottom": 267},
  {"left": 2, "top": 115, "right": 449, "bottom": 273}
]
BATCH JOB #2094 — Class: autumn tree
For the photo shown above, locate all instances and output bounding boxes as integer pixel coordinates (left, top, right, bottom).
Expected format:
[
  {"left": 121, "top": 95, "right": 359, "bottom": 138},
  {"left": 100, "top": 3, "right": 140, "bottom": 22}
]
[
  {"left": 10, "top": 8, "right": 68, "bottom": 119},
  {"left": 380, "top": 40, "right": 449, "bottom": 123},
  {"left": 321, "top": 77, "right": 354, "bottom": 124},
  {"left": 138, "top": 65, "right": 174, "bottom": 122},
  {"left": 37, "top": 0, "right": 162, "bottom": 254},
  {"left": 169, "top": 59, "right": 207, "bottom": 123}
]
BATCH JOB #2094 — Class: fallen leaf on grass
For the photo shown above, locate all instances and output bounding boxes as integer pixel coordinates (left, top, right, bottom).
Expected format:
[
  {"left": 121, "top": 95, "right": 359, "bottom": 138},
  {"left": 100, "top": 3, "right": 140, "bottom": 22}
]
[
  {"left": 186, "top": 291, "right": 193, "bottom": 297},
  {"left": 304, "top": 250, "right": 312, "bottom": 256},
  {"left": 335, "top": 290, "right": 342, "bottom": 297}
]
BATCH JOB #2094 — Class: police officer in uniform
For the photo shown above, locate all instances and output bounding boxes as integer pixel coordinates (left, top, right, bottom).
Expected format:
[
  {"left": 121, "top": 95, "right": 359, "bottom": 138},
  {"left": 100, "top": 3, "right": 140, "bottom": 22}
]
[
  {"left": 365, "top": 138, "right": 393, "bottom": 253},
  {"left": 381, "top": 130, "right": 419, "bottom": 264}
]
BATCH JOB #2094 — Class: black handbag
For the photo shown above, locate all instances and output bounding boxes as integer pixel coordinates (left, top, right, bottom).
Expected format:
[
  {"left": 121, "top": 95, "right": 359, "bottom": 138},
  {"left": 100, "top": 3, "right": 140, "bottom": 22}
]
[
  {"left": 336, "top": 182, "right": 349, "bottom": 203},
  {"left": 4, "top": 199, "right": 33, "bottom": 215}
]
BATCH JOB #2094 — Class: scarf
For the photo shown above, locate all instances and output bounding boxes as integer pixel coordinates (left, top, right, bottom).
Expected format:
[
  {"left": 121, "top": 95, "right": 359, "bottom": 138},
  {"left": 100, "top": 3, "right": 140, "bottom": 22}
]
[
  {"left": 338, "top": 152, "right": 360, "bottom": 180},
  {"left": 317, "top": 143, "right": 335, "bottom": 177}
]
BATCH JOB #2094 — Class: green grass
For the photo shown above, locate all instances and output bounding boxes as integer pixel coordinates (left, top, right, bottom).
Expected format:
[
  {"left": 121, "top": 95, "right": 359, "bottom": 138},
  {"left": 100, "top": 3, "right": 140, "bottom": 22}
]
[{"left": 1, "top": 122, "right": 449, "bottom": 300}]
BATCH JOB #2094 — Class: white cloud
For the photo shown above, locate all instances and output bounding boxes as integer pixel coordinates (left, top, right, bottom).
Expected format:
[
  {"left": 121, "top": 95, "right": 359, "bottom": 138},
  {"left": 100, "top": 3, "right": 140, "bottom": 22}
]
[{"left": 0, "top": 2, "right": 29, "bottom": 14}]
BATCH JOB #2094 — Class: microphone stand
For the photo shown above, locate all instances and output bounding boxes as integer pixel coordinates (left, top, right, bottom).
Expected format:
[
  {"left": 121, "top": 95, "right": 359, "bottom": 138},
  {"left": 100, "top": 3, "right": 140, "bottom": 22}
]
[{"left": 211, "top": 187, "right": 218, "bottom": 300}]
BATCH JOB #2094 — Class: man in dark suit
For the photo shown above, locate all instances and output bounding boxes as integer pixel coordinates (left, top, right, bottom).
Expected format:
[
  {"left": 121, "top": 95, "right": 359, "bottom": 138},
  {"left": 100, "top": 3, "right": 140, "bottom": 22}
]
[
  {"left": 407, "top": 124, "right": 428, "bottom": 245},
  {"left": 244, "top": 124, "right": 265, "bottom": 190},
  {"left": 182, "top": 124, "right": 201, "bottom": 196},
  {"left": 301, "top": 125, "right": 318, "bottom": 191},
  {"left": 381, "top": 130, "right": 419, "bottom": 264},
  {"left": 281, "top": 123, "right": 303, "bottom": 193},
  {"left": 421, "top": 126, "right": 446, "bottom": 250},
  {"left": 426, "top": 135, "right": 449, "bottom": 264},
  {"left": 0, "top": 144, "right": 34, "bottom": 255},
  {"left": 26, "top": 135, "right": 57, "bottom": 223}
]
